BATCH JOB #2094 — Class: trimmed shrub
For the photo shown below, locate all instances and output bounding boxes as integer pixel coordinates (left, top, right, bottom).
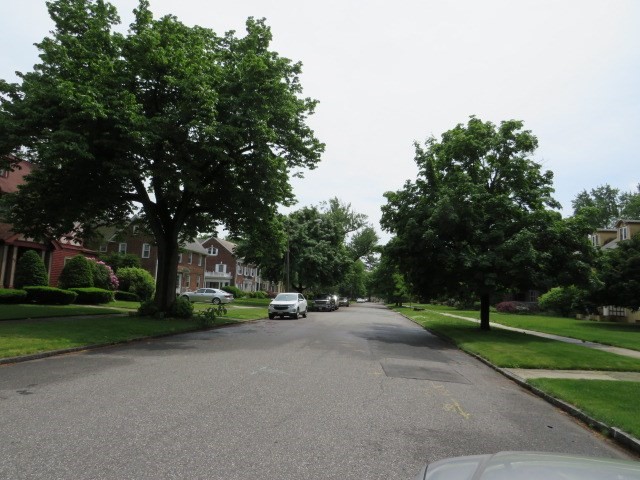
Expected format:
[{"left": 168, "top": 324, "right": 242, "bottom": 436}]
[
  {"left": 88, "top": 259, "right": 118, "bottom": 290},
  {"left": 115, "top": 290, "right": 140, "bottom": 302},
  {"left": 169, "top": 296, "right": 194, "bottom": 319},
  {"left": 0, "top": 288, "right": 28, "bottom": 304},
  {"left": 222, "top": 285, "right": 243, "bottom": 298},
  {"left": 24, "top": 286, "right": 77, "bottom": 305},
  {"left": 538, "top": 286, "right": 586, "bottom": 317},
  {"left": 58, "top": 255, "right": 93, "bottom": 289},
  {"left": 117, "top": 267, "right": 155, "bottom": 301},
  {"left": 495, "top": 301, "right": 539, "bottom": 314},
  {"left": 14, "top": 250, "right": 49, "bottom": 289},
  {"left": 248, "top": 291, "right": 267, "bottom": 299},
  {"left": 69, "top": 287, "right": 114, "bottom": 305},
  {"left": 138, "top": 300, "right": 160, "bottom": 317}
]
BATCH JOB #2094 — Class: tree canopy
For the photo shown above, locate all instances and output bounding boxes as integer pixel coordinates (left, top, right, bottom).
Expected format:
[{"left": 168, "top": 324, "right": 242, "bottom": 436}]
[
  {"left": 572, "top": 183, "right": 640, "bottom": 229},
  {"left": 0, "top": 0, "right": 323, "bottom": 311},
  {"left": 381, "top": 117, "right": 594, "bottom": 329}
]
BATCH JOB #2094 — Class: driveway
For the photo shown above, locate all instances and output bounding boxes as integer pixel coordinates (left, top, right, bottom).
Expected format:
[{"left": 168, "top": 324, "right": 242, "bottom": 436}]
[{"left": 0, "top": 303, "right": 633, "bottom": 479}]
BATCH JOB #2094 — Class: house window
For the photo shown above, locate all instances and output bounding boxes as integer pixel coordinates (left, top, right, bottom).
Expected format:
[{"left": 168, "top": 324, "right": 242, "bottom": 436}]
[
  {"left": 118, "top": 243, "right": 127, "bottom": 254},
  {"left": 142, "top": 243, "right": 151, "bottom": 258},
  {"left": 0, "top": 169, "right": 7, "bottom": 178},
  {"left": 99, "top": 244, "right": 108, "bottom": 253},
  {"left": 185, "top": 274, "right": 190, "bottom": 288},
  {"left": 198, "top": 254, "right": 202, "bottom": 266},
  {"left": 207, "top": 246, "right": 218, "bottom": 255},
  {"left": 188, "top": 252, "right": 193, "bottom": 264},
  {"left": 215, "top": 263, "right": 227, "bottom": 273},
  {"left": 620, "top": 226, "right": 628, "bottom": 241},
  {"left": 237, "top": 264, "right": 242, "bottom": 274},
  {"left": 132, "top": 225, "right": 138, "bottom": 234},
  {"left": 178, "top": 253, "right": 182, "bottom": 263},
  {"left": 197, "top": 275, "right": 201, "bottom": 289},
  {"left": 244, "top": 267, "right": 249, "bottom": 276}
]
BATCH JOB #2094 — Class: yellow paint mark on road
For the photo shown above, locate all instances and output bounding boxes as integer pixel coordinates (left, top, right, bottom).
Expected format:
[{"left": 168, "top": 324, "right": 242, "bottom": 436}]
[{"left": 444, "top": 400, "right": 470, "bottom": 419}]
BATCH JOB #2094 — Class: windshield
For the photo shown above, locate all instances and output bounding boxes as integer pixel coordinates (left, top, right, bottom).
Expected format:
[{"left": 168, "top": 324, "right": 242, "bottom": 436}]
[{"left": 274, "top": 294, "right": 298, "bottom": 301}]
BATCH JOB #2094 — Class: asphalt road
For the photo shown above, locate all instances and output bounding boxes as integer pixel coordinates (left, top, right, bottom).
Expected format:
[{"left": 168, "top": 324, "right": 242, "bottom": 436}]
[{"left": 0, "top": 303, "right": 634, "bottom": 479}]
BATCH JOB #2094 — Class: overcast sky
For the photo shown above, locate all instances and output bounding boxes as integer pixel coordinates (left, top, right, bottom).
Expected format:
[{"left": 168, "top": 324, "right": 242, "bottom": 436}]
[{"left": 1, "top": 1, "right": 638, "bottom": 242}]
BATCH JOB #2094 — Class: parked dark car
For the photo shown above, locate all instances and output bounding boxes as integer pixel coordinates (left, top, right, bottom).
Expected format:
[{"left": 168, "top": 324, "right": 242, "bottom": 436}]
[
  {"left": 312, "top": 293, "right": 335, "bottom": 311},
  {"left": 338, "top": 297, "right": 350, "bottom": 307}
]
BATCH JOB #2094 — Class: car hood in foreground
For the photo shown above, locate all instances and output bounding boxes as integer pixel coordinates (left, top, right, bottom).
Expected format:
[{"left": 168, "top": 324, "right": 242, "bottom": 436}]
[{"left": 415, "top": 451, "right": 640, "bottom": 480}]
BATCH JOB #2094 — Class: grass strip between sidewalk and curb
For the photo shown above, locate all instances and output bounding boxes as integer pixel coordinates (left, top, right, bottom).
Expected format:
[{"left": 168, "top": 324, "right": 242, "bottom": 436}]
[
  {"left": 394, "top": 307, "right": 640, "bottom": 371},
  {"left": 419, "top": 304, "right": 640, "bottom": 352},
  {"left": 0, "top": 302, "right": 267, "bottom": 359},
  {"left": 0, "top": 304, "right": 125, "bottom": 321}
]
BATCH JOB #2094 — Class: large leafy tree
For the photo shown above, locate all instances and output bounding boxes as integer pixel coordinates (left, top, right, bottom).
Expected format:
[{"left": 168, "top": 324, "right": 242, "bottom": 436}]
[
  {"left": 595, "top": 234, "right": 640, "bottom": 311},
  {"left": 572, "top": 183, "right": 640, "bottom": 229},
  {"left": 381, "top": 117, "right": 594, "bottom": 330},
  {"left": 0, "top": 0, "right": 323, "bottom": 311}
]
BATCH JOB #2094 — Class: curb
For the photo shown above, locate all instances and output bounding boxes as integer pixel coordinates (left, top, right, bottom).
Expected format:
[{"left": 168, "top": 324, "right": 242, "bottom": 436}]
[{"left": 396, "top": 309, "right": 640, "bottom": 455}]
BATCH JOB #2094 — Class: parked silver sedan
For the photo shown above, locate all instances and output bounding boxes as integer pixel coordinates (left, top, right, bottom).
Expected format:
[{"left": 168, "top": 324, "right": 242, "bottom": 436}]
[
  {"left": 268, "top": 292, "right": 308, "bottom": 319},
  {"left": 181, "top": 288, "right": 233, "bottom": 304}
]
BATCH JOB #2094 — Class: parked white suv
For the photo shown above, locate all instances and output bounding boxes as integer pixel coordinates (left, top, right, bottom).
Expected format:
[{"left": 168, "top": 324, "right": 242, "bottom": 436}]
[{"left": 268, "top": 292, "right": 308, "bottom": 319}]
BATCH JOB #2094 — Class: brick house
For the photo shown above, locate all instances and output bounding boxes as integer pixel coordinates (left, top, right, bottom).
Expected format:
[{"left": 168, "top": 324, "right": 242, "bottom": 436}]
[
  {"left": 97, "top": 224, "right": 208, "bottom": 294},
  {"left": 200, "top": 237, "right": 278, "bottom": 293},
  {"left": 0, "top": 157, "right": 95, "bottom": 288}
]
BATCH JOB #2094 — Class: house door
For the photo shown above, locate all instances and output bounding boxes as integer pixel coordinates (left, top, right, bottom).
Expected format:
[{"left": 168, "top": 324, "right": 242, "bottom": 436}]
[{"left": 176, "top": 273, "right": 183, "bottom": 294}]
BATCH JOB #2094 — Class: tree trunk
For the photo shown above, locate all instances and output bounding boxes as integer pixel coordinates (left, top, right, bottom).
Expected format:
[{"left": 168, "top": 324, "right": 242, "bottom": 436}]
[
  {"left": 480, "top": 292, "right": 491, "bottom": 331},
  {"left": 154, "top": 234, "right": 180, "bottom": 313}
]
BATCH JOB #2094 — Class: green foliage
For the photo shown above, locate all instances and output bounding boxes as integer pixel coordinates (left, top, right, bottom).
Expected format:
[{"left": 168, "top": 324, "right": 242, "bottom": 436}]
[
  {"left": 572, "top": 185, "right": 621, "bottom": 229},
  {"left": 247, "top": 291, "right": 267, "bottom": 299},
  {"left": 169, "top": 296, "right": 194, "bottom": 319},
  {"left": 538, "top": 286, "right": 587, "bottom": 317},
  {"left": 338, "top": 260, "right": 367, "bottom": 299},
  {"left": 381, "top": 117, "right": 595, "bottom": 329},
  {"left": 137, "top": 300, "right": 161, "bottom": 318},
  {"left": 495, "top": 301, "right": 539, "bottom": 314},
  {"left": 0, "top": 288, "right": 28, "bottom": 304},
  {"left": 114, "top": 290, "right": 140, "bottom": 302},
  {"left": 58, "top": 256, "right": 93, "bottom": 289},
  {"left": 68, "top": 287, "right": 114, "bottom": 305},
  {"left": 572, "top": 183, "right": 640, "bottom": 229},
  {"left": 24, "top": 286, "right": 77, "bottom": 305},
  {"left": 116, "top": 267, "right": 155, "bottom": 301},
  {"left": 368, "top": 250, "right": 410, "bottom": 305},
  {"left": 0, "top": 1, "right": 323, "bottom": 313},
  {"left": 595, "top": 234, "right": 640, "bottom": 311},
  {"left": 100, "top": 253, "right": 141, "bottom": 272},
  {"left": 14, "top": 250, "right": 48, "bottom": 288},
  {"left": 222, "top": 285, "right": 244, "bottom": 298}
]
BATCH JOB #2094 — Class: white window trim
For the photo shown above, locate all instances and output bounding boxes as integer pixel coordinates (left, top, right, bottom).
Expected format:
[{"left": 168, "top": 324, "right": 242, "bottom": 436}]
[
  {"left": 142, "top": 243, "right": 151, "bottom": 259},
  {"left": 99, "top": 244, "right": 108, "bottom": 253},
  {"left": 178, "top": 253, "right": 183, "bottom": 263},
  {"left": 118, "top": 242, "right": 127, "bottom": 254}
]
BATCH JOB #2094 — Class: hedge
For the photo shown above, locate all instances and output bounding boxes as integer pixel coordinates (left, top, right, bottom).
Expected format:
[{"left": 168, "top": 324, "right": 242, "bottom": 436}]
[
  {"left": 24, "top": 286, "right": 77, "bottom": 305},
  {"left": 0, "top": 288, "right": 28, "bottom": 304},
  {"left": 68, "top": 287, "right": 114, "bottom": 305},
  {"left": 115, "top": 290, "right": 140, "bottom": 302}
]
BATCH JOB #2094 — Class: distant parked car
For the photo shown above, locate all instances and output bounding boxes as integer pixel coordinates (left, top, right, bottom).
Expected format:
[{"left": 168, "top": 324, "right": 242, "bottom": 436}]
[
  {"left": 268, "top": 292, "right": 308, "bottom": 319},
  {"left": 331, "top": 294, "right": 340, "bottom": 310},
  {"left": 312, "top": 293, "right": 335, "bottom": 312},
  {"left": 181, "top": 288, "right": 233, "bottom": 304},
  {"left": 356, "top": 298, "right": 366, "bottom": 303},
  {"left": 338, "top": 297, "right": 350, "bottom": 307}
]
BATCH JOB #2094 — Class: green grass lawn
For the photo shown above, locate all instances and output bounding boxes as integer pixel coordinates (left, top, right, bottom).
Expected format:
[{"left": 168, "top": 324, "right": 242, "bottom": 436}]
[
  {"left": 407, "top": 304, "right": 640, "bottom": 352},
  {"left": 0, "top": 316, "right": 204, "bottom": 358},
  {"left": 527, "top": 379, "right": 640, "bottom": 439},
  {"left": 394, "top": 307, "right": 640, "bottom": 371},
  {"left": 233, "top": 297, "right": 272, "bottom": 307},
  {"left": 0, "top": 304, "right": 121, "bottom": 321},
  {"left": 191, "top": 302, "right": 267, "bottom": 321}
]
